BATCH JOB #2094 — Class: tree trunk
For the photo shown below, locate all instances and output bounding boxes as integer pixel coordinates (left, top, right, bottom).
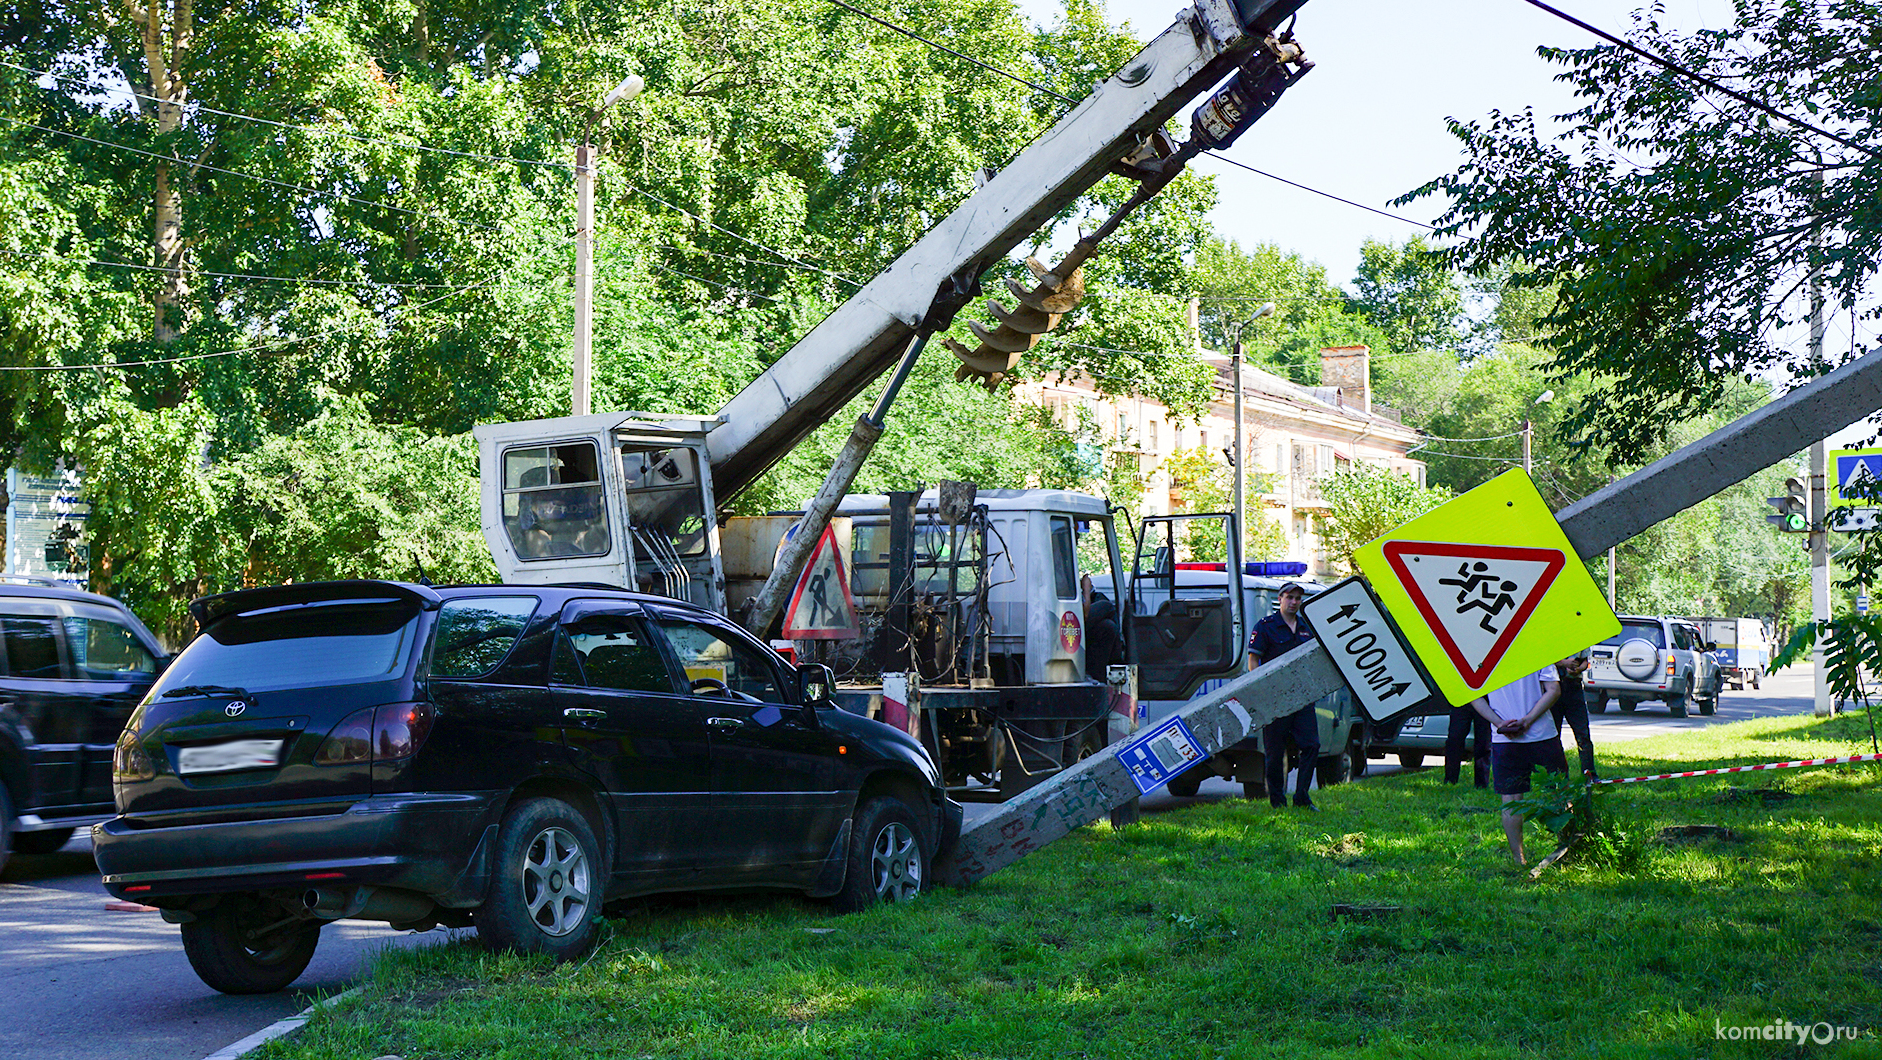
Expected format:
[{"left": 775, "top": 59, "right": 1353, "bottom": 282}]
[{"left": 125, "top": 0, "right": 194, "bottom": 343}]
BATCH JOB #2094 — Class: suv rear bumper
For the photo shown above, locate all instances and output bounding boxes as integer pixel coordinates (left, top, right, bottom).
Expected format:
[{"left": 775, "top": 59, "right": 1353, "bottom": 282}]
[{"left": 94, "top": 791, "right": 503, "bottom": 905}]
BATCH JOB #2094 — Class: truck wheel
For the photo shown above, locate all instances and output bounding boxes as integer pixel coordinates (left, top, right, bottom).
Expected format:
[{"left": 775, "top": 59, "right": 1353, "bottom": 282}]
[
  {"left": 476, "top": 797, "right": 601, "bottom": 959},
  {"left": 179, "top": 900, "right": 321, "bottom": 995},
  {"left": 11, "top": 828, "right": 74, "bottom": 855},
  {"left": 1165, "top": 769, "right": 1203, "bottom": 798},
  {"left": 1398, "top": 752, "right": 1426, "bottom": 769},
  {"left": 1590, "top": 693, "right": 1609, "bottom": 714},
  {"left": 832, "top": 796, "right": 928, "bottom": 912}
]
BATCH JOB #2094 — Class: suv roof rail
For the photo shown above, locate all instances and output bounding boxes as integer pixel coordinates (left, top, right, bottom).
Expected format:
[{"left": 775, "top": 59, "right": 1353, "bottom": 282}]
[{"left": 0, "top": 573, "right": 63, "bottom": 587}]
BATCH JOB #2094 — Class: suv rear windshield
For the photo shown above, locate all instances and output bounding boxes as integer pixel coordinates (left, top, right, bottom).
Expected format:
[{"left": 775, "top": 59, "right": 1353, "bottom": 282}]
[
  {"left": 153, "top": 600, "right": 421, "bottom": 695},
  {"left": 1602, "top": 621, "right": 1665, "bottom": 649}
]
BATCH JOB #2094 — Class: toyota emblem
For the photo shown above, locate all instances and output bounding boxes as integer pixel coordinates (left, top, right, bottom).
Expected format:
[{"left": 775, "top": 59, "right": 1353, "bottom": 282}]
[{"left": 224, "top": 701, "right": 247, "bottom": 717}]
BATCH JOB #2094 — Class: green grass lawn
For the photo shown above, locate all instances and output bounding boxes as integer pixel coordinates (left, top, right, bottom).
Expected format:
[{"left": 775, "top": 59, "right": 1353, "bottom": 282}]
[{"left": 268, "top": 714, "right": 1882, "bottom": 1059}]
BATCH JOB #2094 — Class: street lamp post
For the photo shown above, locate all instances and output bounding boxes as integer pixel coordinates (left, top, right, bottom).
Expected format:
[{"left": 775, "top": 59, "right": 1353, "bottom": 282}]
[
  {"left": 573, "top": 74, "right": 645, "bottom": 417},
  {"left": 1229, "top": 301, "right": 1275, "bottom": 649}
]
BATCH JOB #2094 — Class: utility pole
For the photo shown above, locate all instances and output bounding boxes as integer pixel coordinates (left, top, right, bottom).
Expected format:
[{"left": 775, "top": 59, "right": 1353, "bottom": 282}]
[
  {"left": 1229, "top": 302, "right": 1274, "bottom": 651},
  {"left": 1810, "top": 182, "right": 1832, "bottom": 717},
  {"left": 572, "top": 141, "right": 596, "bottom": 417},
  {"left": 572, "top": 76, "right": 644, "bottom": 417},
  {"left": 1607, "top": 476, "right": 1617, "bottom": 609}
]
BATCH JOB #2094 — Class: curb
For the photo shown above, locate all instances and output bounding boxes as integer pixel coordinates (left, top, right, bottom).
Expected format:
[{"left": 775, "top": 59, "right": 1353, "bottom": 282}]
[{"left": 199, "top": 986, "right": 362, "bottom": 1060}]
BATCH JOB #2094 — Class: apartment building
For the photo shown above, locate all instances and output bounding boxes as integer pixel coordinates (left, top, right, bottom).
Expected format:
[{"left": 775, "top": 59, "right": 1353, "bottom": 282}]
[{"left": 1015, "top": 344, "right": 1426, "bottom": 578}]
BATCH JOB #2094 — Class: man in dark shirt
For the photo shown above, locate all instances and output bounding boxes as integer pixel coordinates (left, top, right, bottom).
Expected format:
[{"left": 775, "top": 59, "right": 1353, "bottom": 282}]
[{"left": 1248, "top": 582, "right": 1320, "bottom": 810}]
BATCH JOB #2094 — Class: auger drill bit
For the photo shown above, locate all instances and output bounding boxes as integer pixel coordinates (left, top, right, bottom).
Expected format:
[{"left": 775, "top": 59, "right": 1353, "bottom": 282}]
[
  {"left": 945, "top": 31, "right": 1311, "bottom": 391},
  {"left": 945, "top": 258, "right": 1086, "bottom": 391}
]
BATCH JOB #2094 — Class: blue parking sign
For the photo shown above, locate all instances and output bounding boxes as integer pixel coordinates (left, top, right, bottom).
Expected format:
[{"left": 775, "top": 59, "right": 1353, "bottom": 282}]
[{"left": 1114, "top": 715, "right": 1208, "bottom": 795}]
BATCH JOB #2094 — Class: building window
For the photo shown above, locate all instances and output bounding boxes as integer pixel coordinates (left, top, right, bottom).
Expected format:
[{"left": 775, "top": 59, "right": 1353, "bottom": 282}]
[
  {"left": 1318, "top": 444, "right": 1336, "bottom": 474},
  {"left": 1117, "top": 410, "right": 1129, "bottom": 440},
  {"left": 1273, "top": 443, "right": 1284, "bottom": 472},
  {"left": 1147, "top": 420, "right": 1159, "bottom": 451},
  {"left": 1199, "top": 430, "right": 1209, "bottom": 453}
]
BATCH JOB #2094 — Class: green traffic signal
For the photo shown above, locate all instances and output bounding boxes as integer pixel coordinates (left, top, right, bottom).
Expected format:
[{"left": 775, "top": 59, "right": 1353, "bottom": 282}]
[{"left": 1766, "top": 476, "right": 1809, "bottom": 533}]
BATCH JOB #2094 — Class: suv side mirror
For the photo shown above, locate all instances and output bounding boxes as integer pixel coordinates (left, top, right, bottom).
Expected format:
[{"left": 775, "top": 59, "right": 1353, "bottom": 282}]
[{"left": 796, "top": 663, "right": 836, "bottom": 705}]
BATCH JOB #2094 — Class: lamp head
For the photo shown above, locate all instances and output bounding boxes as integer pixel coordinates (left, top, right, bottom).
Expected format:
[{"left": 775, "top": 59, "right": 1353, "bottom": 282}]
[{"left": 603, "top": 75, "right": 645, "bottom": 108}]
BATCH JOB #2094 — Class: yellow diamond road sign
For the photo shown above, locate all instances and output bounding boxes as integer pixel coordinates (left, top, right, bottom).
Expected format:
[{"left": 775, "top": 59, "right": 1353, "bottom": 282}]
[{"left": 1354, "top": 469, "right": 1620, "bottom": 706}]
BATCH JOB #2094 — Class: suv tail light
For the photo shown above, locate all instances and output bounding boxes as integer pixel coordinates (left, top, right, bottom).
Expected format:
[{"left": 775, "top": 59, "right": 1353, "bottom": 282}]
[
  {"left": 1665, "top": 656, "right": 1676, "bottom": 676},
  {"left": 316, "top": 703, "right": 435, "bottom": 765}
]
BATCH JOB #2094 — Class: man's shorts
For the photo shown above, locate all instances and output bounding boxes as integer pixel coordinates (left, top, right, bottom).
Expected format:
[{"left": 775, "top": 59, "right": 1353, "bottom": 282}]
[{"left": 1491, "top": 738, "right": 1569, "bottom": 795}]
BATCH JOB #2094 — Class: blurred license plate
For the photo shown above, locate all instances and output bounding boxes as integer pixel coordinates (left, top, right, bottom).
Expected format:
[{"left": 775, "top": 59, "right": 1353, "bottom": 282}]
[{"left": 178, "top": 739, "right": 283, "bottom": 774}]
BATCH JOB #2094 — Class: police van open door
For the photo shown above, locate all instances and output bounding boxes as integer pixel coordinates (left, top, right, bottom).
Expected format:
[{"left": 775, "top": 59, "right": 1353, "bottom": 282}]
[{"left": 1125, "top": 513, "right": 1243, "bottom": 701}]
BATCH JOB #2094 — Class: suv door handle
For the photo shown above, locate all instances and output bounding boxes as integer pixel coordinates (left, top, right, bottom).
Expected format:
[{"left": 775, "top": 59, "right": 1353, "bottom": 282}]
[
  {"left": 562, "top": 708, "right": 606, "bottom": 724},
  {"left": 707, "top": 717, "right": 744, "bottom": 730}
]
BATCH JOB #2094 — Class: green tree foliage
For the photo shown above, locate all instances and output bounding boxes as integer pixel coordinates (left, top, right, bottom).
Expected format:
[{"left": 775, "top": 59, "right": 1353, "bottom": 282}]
[
  {"left": 1317, "top": 464, "right": 1451, "bottom": 573},
  {"left": 1345, "top": 237, "right": 1462, "bottom": 356},
  {"left": 4, "top": 0, "right": 1202, "bottom": 630},
  {"left": 1186, "top": 236, "right": 1386, "bottom": 386},
  {"left": 1403, "top": 0, "right": 1880, "bottom": 461}
]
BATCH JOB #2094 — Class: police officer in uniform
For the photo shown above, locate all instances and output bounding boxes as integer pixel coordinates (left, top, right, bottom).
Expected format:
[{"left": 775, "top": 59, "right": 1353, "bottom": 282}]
[{"left": 1248, "top": 581, "right": 1320, "bottom": 810}]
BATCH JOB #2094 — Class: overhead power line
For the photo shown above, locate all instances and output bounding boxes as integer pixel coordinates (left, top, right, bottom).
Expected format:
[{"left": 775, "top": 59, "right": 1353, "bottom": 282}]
[
  {"left": 0, "top": 279, "right": 499, "bottom": 372},
  {"left": 0, "top": 115, "right": 561, "bottom": 246},
  {"left": 820, "top": 0, "right": 1077, "bottom": 105},
  {"left": 1201, "top": 153, "right": 1435, "bottom": 230},
  {"left": 0, "top": 57, "right": 572, "bottom": 170},
  {"left": 1518, "top": 0, "right": 1878, "bottom": 160}
]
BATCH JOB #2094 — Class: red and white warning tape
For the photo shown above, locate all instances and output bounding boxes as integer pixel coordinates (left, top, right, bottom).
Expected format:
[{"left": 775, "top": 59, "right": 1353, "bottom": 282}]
[{"left": 1596, "top": 752, "right": 1882, "bottom": 786}]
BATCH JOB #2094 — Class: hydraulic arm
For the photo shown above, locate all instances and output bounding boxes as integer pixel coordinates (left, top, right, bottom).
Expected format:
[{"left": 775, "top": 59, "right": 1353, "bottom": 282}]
[{"left": 703, "top": 0, "right": 1311, "bottom": 500}]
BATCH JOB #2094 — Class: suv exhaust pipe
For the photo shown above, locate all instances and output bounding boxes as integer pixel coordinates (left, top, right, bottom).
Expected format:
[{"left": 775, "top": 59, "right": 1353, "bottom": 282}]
[{"left": 302, "top": 886, "right": 435, "bottom": 926}]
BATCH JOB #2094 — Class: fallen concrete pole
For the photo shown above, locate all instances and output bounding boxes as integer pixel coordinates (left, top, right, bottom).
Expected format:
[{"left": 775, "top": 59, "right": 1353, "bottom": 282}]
[
  {"left": 935, "top": 351, "right": 1882, "bottom": 887},
  {"left": 935, "top": 643, "right": 1344, "bottom": 887}
]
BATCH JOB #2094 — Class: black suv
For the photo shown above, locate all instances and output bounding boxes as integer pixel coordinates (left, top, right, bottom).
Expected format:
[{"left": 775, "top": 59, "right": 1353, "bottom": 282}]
[
  {"left": 0, "top": 580, "right": 168, "bottom": 871},
  {"left": 94, "top": 581, "right": 959, "bottom": 994}
]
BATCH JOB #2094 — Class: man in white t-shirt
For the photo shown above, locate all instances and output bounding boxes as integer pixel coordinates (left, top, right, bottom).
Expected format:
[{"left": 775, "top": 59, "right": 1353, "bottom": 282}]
[{"left": 1471, "top": 664, "right": 1567, "bottom": 865}]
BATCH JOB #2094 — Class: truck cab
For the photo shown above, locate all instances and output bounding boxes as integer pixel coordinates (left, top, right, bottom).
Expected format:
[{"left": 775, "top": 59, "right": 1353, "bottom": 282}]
[{"left": 473, "top": 412, "right": 728, "bottom": 613}]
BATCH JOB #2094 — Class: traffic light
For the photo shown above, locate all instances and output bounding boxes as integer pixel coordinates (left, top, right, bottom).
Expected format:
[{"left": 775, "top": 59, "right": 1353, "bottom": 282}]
[{"left": 1766, "top": 477, "right": 1808, "bottom": 533}]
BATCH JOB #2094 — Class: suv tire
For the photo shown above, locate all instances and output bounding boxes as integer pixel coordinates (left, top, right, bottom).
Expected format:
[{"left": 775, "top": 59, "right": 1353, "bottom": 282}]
[
  {"left": 0, "top": 782, "right": 13, "bottom": 876},
  {"left": 832, "top": 796, "right": 927, "bottom": 912},
  {"left": 1590, "top": 693, "right": 1609, "bottom": 714},
  {"left": 1165, "top": 770, "right": 1203, "bottom": 797},
  {"left": 1667, "top": 687, "right": 1692, "bottom": 718},
  {"left": 179, "top": 900, "right": 321, "bottom": 995},
  {"left": 11, "top": 828, "right": 74, "bottom": 856},
  {"left": 1315, "top": 751, "right": 1349, "bottom": 788},
  {"left": 476, "top": 797, "right": 600, "bottom": 959}
]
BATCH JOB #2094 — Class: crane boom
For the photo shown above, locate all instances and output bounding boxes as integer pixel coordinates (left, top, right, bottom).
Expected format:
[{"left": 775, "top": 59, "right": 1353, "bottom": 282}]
[{"left": 704, "top": 0, "right": 1307, "bottom": 499}]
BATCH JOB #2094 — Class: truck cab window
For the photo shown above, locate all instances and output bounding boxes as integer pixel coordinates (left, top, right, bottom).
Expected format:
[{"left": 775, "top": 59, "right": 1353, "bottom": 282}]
[{"left": 501, "top": 443, "right": 611, "bottom": 560}]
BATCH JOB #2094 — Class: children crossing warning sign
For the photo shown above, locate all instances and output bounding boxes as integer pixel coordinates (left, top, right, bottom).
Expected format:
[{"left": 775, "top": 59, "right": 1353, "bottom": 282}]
[
  {"left": 781, "top": 525, "right": 860, "bottom": 640},
  {"left": 1355, "top": 469, "right": 1619, "bottom": 706},
  {"left": 1381, "top": 542, "right": 1563, "bottom": 687}
]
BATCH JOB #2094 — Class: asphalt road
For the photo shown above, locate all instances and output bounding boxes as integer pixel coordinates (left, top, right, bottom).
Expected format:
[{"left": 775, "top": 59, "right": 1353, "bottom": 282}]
[
  {"left": 0, "top": 831, "right": 451, "bottom": 1060},
  {"left": 0, "top": 666, "right": 1833, "bottom": 1060}
]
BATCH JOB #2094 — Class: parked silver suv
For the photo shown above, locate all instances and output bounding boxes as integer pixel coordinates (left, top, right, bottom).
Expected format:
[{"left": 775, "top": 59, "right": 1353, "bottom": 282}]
[{"left": 1587, "top": 615, "right": 1722, "bottom": 717}]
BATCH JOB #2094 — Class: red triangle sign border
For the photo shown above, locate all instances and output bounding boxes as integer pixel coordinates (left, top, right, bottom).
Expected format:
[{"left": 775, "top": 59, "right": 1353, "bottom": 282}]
[
  {"left": 1380, "top": 540, "right": 1566, "bottom": 689},
  {"left": 781, "top": 524, "right": 861, "bottom": 640}
]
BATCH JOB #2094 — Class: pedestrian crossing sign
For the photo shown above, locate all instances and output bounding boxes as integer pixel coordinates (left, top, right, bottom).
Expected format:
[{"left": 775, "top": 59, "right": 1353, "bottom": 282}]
[
  {"left": 1354, "top": 469, "right": 1620, "bottom": 706},
  {"left": 1831, "top": 448, "right": 1882, "bottom": 508},
  {"left": 781, "top": 525, "right": 860, "bottom": 640}
]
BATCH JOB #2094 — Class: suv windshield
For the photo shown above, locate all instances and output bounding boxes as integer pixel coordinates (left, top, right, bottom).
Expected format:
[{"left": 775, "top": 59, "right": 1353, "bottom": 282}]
[{"left": 153, "top": 600, "right": 421, "bottom": 696}]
